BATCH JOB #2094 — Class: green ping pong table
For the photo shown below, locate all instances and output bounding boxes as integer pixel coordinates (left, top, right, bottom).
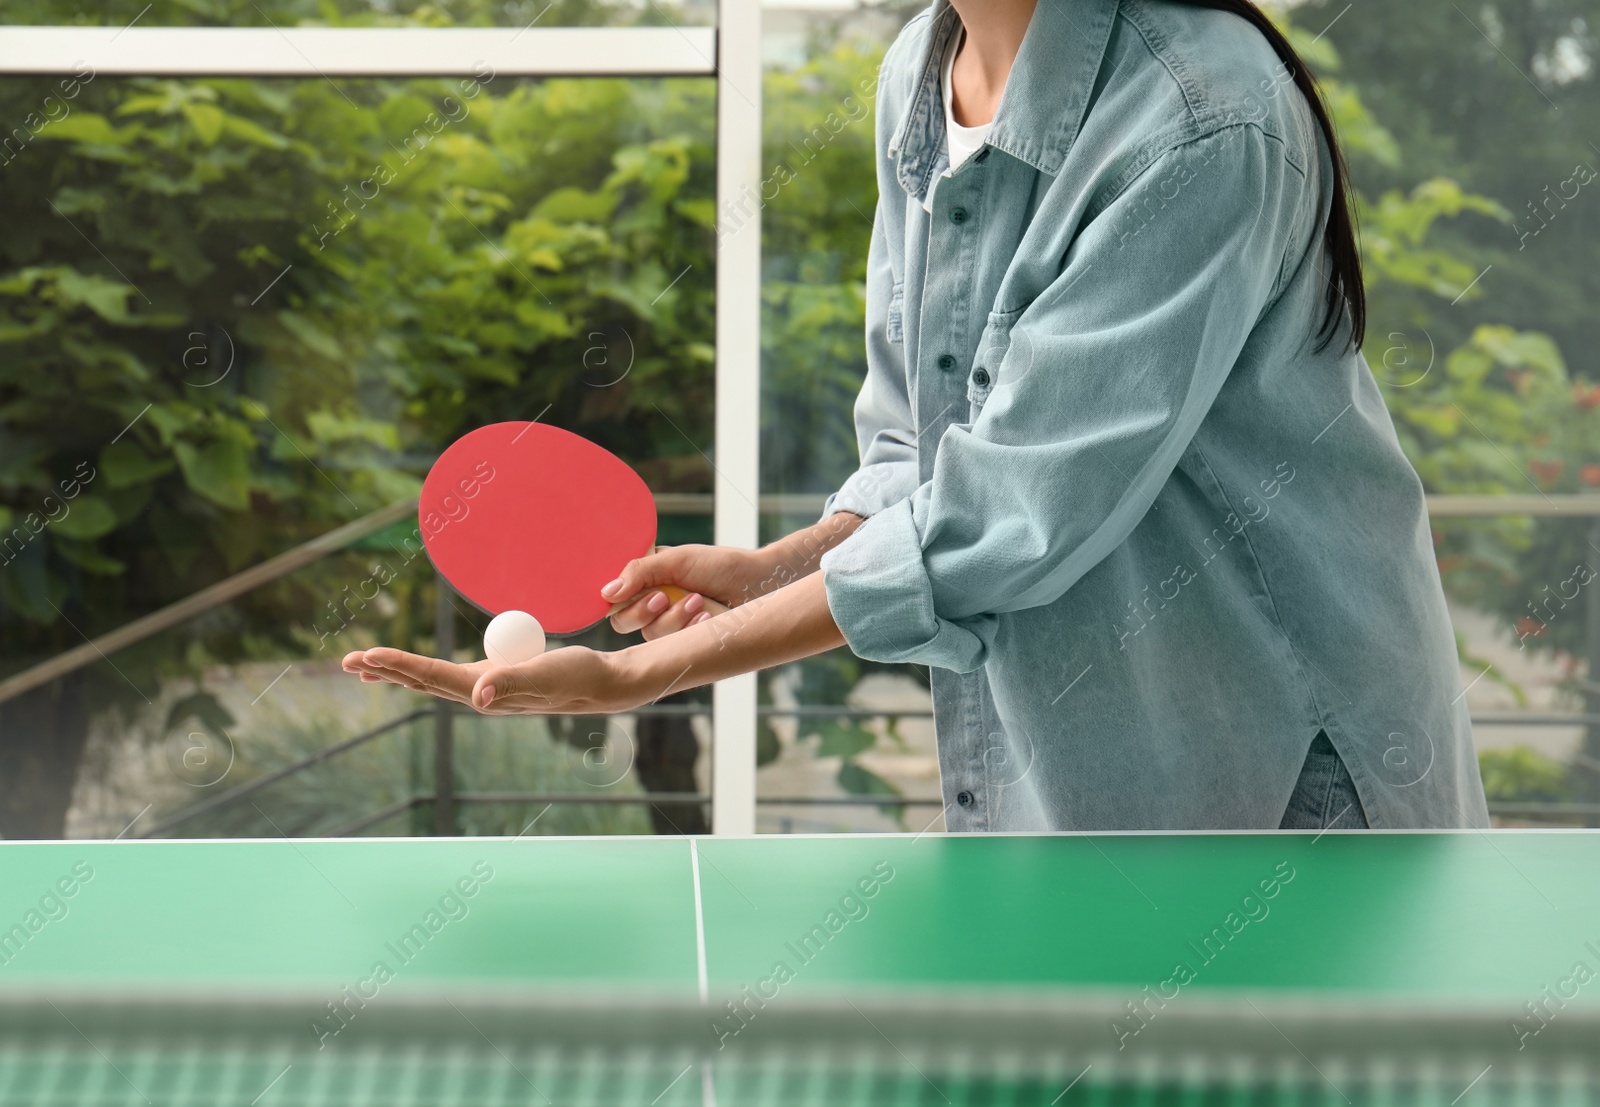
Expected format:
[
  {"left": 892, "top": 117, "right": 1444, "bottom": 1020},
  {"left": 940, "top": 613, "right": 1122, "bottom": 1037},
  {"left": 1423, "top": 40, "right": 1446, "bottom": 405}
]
[{"left": 0, "top": 831, "right": 1597, "bottom": 1105}]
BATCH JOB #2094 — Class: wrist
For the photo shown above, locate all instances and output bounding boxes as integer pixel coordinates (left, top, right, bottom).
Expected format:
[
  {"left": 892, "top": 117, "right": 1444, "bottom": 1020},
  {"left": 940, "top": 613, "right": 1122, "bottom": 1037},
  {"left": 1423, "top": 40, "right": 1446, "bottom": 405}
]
[
  {"left": 760, "top": 512, "right": 863, "bottom": 586},
  {"left": 612, "top": 637, "right": 674, "bottom": 706}
]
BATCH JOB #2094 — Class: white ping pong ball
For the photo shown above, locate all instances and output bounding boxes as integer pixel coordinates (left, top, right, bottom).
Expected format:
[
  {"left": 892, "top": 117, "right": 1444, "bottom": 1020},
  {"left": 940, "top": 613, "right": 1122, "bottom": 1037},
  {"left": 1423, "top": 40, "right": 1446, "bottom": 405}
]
[{"left": 483, "top": 610, "right": 545, "bottom": 667}]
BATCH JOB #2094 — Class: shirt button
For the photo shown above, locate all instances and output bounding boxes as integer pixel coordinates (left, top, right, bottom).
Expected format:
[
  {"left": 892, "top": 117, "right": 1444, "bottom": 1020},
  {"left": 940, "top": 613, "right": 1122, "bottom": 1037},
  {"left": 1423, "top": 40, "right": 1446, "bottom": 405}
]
[
  {"left": 956, "top": 790, "right": 975, "bottom": 808},
  {"left": 949, "top": 207, "right": 969, "bottom": 225},
  {"left": 972, "top": 367, "right": 991, "bottom": 388},
  {"left": 937, "top": 354, "right": 957, "bottom": 371}
]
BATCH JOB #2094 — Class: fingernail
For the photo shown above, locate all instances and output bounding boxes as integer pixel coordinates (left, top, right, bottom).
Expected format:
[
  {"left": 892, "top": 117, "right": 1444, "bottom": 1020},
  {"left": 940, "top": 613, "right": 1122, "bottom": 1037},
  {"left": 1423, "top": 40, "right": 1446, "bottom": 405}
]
[
  {"left": 600, "top": 578, "right": 624, "bottom": 599},
  {"left": 685, "top": 592, "right": 704, "bottom": 614},
  {"left": 481, "top": 684, "right": 495, "bottom": 705},
  {"left": 692, "top": 612, "right": 709, "bottom": 625},
  {"left": 647, "top": 591, "right": 670, "bottom": 613}
]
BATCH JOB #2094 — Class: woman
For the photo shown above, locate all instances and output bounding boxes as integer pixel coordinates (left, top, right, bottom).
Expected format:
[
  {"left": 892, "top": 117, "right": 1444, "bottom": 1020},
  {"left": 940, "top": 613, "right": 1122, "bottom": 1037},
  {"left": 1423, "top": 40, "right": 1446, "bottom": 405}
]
[{"left": 346, "top": 0, "right": 1490, "bottom": 831}]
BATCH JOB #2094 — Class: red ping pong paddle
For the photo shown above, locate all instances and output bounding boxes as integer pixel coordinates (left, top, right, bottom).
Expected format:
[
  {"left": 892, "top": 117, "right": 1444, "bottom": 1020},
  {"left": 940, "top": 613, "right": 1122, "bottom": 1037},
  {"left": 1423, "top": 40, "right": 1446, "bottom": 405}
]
[{"left": 420, "top": 421, "right": 676, "bottom": 636}]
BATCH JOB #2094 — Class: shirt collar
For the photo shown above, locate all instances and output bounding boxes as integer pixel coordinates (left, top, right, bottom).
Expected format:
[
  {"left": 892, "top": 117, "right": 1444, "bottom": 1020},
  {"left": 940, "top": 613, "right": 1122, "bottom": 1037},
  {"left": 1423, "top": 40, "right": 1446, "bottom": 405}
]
[{"left": 889, "top": 0, "right": 1121, "bottom": 199}]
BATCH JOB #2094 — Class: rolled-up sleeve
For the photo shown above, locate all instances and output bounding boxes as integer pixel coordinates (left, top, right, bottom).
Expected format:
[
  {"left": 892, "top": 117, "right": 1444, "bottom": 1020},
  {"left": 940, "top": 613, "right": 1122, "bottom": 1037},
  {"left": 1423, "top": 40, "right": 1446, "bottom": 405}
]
[{"left": 823, "top": 123, "right": 1306, "bottom": 671}]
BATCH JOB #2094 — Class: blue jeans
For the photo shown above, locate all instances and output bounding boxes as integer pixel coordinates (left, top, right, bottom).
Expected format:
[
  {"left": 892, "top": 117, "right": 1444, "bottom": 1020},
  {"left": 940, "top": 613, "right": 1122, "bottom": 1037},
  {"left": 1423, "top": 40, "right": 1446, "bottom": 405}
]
[{"left": 1278, "top": 732, "right": 1370, "bottom": 830}]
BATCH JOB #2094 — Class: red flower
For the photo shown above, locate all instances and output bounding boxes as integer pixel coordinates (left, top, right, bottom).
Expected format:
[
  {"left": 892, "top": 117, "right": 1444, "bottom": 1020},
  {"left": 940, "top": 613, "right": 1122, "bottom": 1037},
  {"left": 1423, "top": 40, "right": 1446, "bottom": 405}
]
[
  {"left": 1528, "top": 459, "right": 1563, "bottom": 486},
  {"left": 1516, "top": 617, "right": 1546, "bottom": 640},
  {"left": 1574, "top": 383, "right": 1600, "bottom": 411},
  {"left": 1583, "top": 464, "right": 1600, "bottom": 487}
]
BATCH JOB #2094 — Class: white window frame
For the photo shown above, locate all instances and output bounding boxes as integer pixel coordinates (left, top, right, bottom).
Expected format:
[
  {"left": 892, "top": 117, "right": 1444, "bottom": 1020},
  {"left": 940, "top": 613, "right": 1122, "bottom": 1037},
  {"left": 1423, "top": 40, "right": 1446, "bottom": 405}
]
[{"left": 0, "top": 4, "right": 763, "bottom": 835}]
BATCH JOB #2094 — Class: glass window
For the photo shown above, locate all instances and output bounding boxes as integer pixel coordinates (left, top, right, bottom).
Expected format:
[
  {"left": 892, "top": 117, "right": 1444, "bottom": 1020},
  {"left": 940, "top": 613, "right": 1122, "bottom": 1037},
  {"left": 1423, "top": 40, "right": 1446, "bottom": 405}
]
[
  {"left": 756, "top": 0, "right": 1600, "bottom": 829},
  {"left": 0, "top": 71, "right": 716, "bottom": 839},
  {"left": 759, "top": 2, "right": 940, "bottom": 834},
  {"left": 1309, "top": 0, "right": 1600, "bottom": 822}
]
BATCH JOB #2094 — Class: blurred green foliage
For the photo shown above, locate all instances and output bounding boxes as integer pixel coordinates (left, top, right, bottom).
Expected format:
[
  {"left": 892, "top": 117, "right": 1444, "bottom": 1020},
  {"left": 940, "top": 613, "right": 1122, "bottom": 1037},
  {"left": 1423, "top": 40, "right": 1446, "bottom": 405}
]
[
  {"left": 1297, "top": 0, "right": 1600, "bottom": 665},
  {"left": 0, "top": 1, "right": 721, "bottom": 832},
  {"left": 0, "top": 0, "right": 706, "bottom": 29},
  {"left": 0, "top": 61, "right": 716, "bottom": 697},
  {"left": 1479, "top": 746, "right": 1579, "bottom": 805}
]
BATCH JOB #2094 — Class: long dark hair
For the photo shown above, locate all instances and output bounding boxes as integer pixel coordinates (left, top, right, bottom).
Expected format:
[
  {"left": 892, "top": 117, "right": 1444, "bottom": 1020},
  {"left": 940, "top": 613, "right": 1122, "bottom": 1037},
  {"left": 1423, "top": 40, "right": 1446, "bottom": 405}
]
[{"left": 1171, "top": 0, "right": 1366, "bottom": 353}]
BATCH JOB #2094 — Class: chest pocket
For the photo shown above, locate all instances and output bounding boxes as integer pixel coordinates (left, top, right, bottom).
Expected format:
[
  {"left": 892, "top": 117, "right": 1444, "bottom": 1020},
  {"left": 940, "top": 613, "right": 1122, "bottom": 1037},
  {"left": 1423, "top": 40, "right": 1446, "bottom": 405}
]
[
  {"left": 968, "top": 306, "right": 1026, "bottom": 417},
  {"left": 886, "top": 281, "right": 905, "bottom": 345}
]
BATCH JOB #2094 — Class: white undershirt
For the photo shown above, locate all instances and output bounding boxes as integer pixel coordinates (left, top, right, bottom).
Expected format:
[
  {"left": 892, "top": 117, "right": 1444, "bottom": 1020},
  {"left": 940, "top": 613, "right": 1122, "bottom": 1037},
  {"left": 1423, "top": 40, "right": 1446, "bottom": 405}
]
[{"left": 925, "top": 26, "right": 995, "bottom": 212}]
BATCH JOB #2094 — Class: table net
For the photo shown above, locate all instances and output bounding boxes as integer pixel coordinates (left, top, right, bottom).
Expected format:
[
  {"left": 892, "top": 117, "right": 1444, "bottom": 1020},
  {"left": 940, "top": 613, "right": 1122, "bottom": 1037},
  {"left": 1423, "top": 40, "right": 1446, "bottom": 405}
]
[{"left": 0, "top": 989, "right": 1591, "bottom": 1105}]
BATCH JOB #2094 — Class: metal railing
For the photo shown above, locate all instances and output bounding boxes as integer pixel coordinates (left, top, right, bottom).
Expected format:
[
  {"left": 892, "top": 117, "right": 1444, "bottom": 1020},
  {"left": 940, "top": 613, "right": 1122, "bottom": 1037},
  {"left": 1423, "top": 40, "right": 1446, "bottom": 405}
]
[
  {"left": 141, "top": 702, "right": 946, "bottom": 838},
  {"left": 136, "top": 696, "right": 1600, "bottom": 836}
]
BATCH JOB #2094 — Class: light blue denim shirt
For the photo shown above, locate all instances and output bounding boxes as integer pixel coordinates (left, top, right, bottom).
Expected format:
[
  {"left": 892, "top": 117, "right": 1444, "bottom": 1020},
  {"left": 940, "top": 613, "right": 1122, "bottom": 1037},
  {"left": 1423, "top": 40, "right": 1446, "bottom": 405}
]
[{"left": 819, "top": 0, "right": 1490, "bottom": 830}]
